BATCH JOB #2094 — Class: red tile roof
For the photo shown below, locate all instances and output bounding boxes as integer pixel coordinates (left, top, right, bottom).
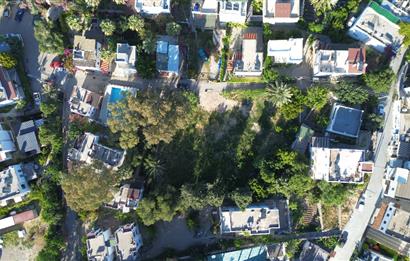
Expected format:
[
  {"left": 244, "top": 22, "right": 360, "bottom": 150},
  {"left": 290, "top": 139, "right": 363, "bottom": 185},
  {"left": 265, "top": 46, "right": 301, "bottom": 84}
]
[
  {"left": 275, "top": 2, "right": 292, "bottom": 18},
  {"left": 12, "top": 210, "right": 38, "bottom": 224},
  {"left": 361, "top": 162, "right": 374, "bottom": 173},
  {"left": 372, "top": 203, "right": 387, "bottom": 229},
  {"left": 0, "top": 67, "right": 16, "bottom": 99},
  {"left": 347, "top": 48, "right": 367, "bottom": 74},
  {"left": 243, "top": 33, "right": 257, "bottom": 40}
]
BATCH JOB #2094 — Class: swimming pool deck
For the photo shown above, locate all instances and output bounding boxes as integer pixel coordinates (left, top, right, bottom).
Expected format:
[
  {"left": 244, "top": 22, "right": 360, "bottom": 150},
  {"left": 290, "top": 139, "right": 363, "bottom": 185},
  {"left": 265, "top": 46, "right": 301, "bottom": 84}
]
[{"left": 99, "top": 84, "right": 137, "bottom": 125}]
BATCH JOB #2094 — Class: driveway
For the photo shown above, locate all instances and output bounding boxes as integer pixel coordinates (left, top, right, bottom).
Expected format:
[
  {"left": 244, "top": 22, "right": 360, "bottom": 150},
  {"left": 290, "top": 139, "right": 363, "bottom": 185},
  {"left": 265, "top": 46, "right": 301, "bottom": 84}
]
[{"left": 0, "top": 6, "right": 41, "bottom": 93}]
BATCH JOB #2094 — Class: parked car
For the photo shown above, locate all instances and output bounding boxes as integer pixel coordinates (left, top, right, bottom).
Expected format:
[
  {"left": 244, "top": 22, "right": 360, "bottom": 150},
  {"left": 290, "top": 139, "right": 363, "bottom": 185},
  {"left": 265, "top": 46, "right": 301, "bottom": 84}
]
[
  {"left": 14, "top": 8, "right": 25, "bottom": 22},
  {"left": 338, "top": 231, "right": 348, "bottom": 247},
  {"left": 198, "top": 48, "right": 209, "bottom": 62},
  {"left": 33, "top": 92, "right": 41, "bottom": 106},
  {"left": 357, "top": 196, "right": 365, "bottom": 211},
  {"left": 3, "top": 6, "right": 10, "bottom": 18},
  {"left": 377, "top": 104, "right": 385, "bottom": 116}
]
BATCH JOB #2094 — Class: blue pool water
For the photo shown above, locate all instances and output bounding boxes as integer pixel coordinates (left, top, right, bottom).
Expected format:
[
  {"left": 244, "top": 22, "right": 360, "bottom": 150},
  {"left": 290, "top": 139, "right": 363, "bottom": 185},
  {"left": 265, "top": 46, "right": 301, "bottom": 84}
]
[{"left": 109, "top": 87, "right": 125, "bottom": 103}]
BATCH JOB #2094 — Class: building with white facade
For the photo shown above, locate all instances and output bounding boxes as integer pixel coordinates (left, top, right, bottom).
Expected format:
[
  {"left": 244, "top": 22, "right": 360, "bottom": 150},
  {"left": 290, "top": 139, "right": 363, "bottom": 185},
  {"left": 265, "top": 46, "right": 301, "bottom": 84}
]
[
  {"left": 310, "top": 137, "right": 372, "bottom": 183},
  {"left": 73, "top": 35, "right": 102, "bottom": 71},
  {"left": 0, "top": 123, "right": 16, "bottom": 162},
  {"left": 115, "top": 224, "right": 143, "bottom": 261},
  {"left": 86, "top": 229, "right": 115, "bottom": 261},
  {"left": 0, "top": 67, "right": 23, "bottom": 108},
  {"left": 0, "top": 164, "right": 31, "bottom": 206},
  {"left": 135, "top": 0, "right": 170, "bottom": 14},
  {"left": 267, "top": 38, "right": 303, "bottom": 64},
  {"left": 68, "top": 132, "right": 126, "bottom": 169},
  {"left": 69, "top": 85, "right": 103, "bottom": 120},
  {"left": 113, "top": 43, "right": 137, "bottom": 79},
  {"left": 106, "top": 184, "right": 143, "bottom": 213},
  {"left": 192, "top": 0, "right": 218, "bottom": 29},
  {"left": 313, "top": 48, "right": 367, "bottom": 77},
  {"left": 263, "top": 0, "right": 300, "bottom": 24},
  {"left": 348, "top": 1, "right": 403, "bottom": 53},
  {"left": 219, "top": 0, "right": 248, "bottom": 24}
]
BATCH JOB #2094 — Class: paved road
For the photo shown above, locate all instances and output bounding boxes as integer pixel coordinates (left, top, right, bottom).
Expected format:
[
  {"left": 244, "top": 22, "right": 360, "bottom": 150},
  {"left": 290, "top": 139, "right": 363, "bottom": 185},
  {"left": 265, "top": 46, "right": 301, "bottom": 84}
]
[
  {"left": 366, "top": 227, "right": 410, "bottom": 257},
  {"left": 331, "top": 54, "right": 404, "bottom": 260},
  {"left": 0, "top": 7, "right": 41, "bottom": 93}
]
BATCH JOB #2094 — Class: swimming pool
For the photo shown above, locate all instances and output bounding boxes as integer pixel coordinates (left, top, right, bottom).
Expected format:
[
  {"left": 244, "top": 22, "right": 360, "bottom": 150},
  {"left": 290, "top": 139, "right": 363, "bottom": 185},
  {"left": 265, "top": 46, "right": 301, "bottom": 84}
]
[{"left": 109, "top": 87, "right": 125, "bottom": 103}]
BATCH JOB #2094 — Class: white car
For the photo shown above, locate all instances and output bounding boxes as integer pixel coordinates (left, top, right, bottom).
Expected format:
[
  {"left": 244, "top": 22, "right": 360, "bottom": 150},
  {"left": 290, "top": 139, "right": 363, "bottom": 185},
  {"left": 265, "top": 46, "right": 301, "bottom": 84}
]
[
  {"left": 33, "top": 92, "right": 41, "bottom": 106},
  {"left": 357, "top": 196, "right": 365, "bottom": 211}
]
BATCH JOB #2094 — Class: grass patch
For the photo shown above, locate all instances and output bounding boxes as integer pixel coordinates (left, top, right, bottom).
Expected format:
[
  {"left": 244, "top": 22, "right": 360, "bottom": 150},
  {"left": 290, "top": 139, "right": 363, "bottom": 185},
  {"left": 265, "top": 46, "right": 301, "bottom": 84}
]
[
  {"left": 227, "top": 76, "right": 265, "bottom": 83},
  {"left": 2, "top": 231, "right": 20, "bottom": 247},
  {"left": 222, "top": 88, "right": 267, "bottom": 101}
]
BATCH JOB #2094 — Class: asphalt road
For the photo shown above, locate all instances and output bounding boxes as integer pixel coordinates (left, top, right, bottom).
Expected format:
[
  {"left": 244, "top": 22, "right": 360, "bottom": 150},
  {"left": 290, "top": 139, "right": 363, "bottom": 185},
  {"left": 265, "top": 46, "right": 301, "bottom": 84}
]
[
  {"left": 0, "top": 7, "right": 41, "bottom": 93},
  {"left": 331, "top": 54, "right": 404, "bottom": 260}
]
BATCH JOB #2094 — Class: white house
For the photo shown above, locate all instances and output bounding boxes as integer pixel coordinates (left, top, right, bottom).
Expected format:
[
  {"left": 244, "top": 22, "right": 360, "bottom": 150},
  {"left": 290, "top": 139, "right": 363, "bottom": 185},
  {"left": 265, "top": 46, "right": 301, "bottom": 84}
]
[
  {"left": 263, "top": 0, "right": 300, "bottom": 24},
  {"left": 0, "top": 164, "right": 31, "bottom": 206},
  {"left": 313, "top": 48, "right": 367, "bottom": 77},
  {"left": 135, "top": 0, "right": 170, "bottom": 14},
  {"left": 267, "top": 38, "right": 303, "bottom": 64},
  {"left": 86, "top": 229, "right": 115, "bottom": 261},
  {"left": 220, "top": 204, "right": 281, "bottom": 235},
  {"left": 192, "top": 0, "right": 218, "bottom": 29},
  {"left": 69, "top": 85, "right": 103, "bottom": 120},
  {"left": 219, "top": 0, "right": 248, "bottom": 24},
  {"left": 348, "top": 1, "right": 403, "bottom": 53},
  {"left": 115, "top": 224, "right": 143, "bottom": 261},
  {"left": 68, "top": 132, "right": 126, "bottom": 169},
  {"left": 230, "top": 30, "right": 263, "bottom": 76},
  {"left": 0, "top": 67, "right": 23, "bottom": 108},
  {"left": 0, "top": 123, "right": 16, "bottom": 162},
  {"left": 106, "top": 184, "right": 143, "bottom": 213},
  {"left": 73, "top": 35, "right": 102, "bottom": 71},
  {"left": 113, "top": 43, "right": 137, "bottom": 79}
]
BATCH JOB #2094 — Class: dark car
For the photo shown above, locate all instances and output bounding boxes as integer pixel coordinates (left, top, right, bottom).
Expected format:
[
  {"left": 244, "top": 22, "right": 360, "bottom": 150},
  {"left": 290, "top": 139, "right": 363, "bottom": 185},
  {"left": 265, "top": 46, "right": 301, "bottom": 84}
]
[
  {"left": 14, "top": 8, "right": 25, "bottom": 22},
  {"left": 3, "top": 5, "right": 10, "bottom": 18},
  {"left": 338, "top": 231, "right": 348, "bottom": 247}
]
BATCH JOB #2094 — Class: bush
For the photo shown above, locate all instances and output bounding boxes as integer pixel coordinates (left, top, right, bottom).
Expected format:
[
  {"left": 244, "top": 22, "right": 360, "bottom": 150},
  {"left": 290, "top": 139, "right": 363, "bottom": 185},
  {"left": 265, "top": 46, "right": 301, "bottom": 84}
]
[
  {"left": 363, "top": 68, "right": 395, "bottom": 94},
  {"left": 0, "top": 52, "right": 17, "bottom": 69}
]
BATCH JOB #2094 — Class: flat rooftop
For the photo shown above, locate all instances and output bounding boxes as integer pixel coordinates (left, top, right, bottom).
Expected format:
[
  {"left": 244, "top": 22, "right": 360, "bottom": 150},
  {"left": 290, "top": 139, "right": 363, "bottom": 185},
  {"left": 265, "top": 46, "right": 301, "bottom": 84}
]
[
  {"left": 327, "top": 104, "right": 363, "bottom": 138},
  {"left": 388, "top": 207, "right": 410, "bottom": 240}
]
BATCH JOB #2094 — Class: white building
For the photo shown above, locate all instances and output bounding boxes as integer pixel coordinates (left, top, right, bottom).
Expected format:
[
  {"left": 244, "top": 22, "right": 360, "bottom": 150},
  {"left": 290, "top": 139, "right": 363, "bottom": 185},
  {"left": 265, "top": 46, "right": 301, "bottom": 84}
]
[
  {"left": 267, "top": 38, "right": 303, "bottom": 64},
  {"left": 192, "top": 0, "right": 218, "bottom": 29},
  {"left": 86, "top": 229, "right": 115, "bottom": 261},
  {"left": 348, "top": 1, "right": 403, "bottom": 53},
  {"left": 0, "top": 123, "right": 16, "bottom": 162},
  {"left": 115, "top": 224, "right": 143, "bottom": 261},
  {"left": 69, "top": 85, "right": 103, "bottom": 119},
  {"left": 220, "top": 204, "right": 281, "bottom": 235},
  {"left": 313, "top": 48, "right": 367, "bottom": 77},
  {"left": 0, "top": 164, "right": 31, "bottom": 206},
  {"left": 380, "top": 0, "right": 410, "bottom": 23},
  {"left": 231, "top": 30, "right": 263, "bottom": 76},
  {"left": 106, "top": 184, "right": 143, "bottom": 213},
  {"left": 383, "top": 167, "right": 410, "bottom": 200},
  {"left": 135, "top": 0, "right": 170, "bottom": 14},
  {"left": 263, "top": 0, "right": 300, "bottom": 24},
  {"left": 310, "top": 137, "right": 372, "bottom": 183},
  {"left": 68, "top": 132, "right": 126, "bottom": 169},
  {"left": 219, "top": 0, "right": 248, "bottom": 24},
  {"left": 73, "top": 35, "right": 102, "bottom": 71},
  {"left": 113, "top": 43, "right": 137, "bottom": 79}
]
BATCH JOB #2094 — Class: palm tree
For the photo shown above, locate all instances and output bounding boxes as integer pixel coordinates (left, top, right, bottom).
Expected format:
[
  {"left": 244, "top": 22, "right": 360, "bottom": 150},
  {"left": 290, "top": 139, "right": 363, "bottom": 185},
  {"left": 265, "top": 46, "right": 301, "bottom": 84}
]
[
  {"left": 266, "top": 81, "right": 293, "bottom": 107},
  {"left": 143, "top": 155, "right": 165, "bottom": 185},
  {"left": 310, "top": 0, "right": 335, "bottom": 16}
]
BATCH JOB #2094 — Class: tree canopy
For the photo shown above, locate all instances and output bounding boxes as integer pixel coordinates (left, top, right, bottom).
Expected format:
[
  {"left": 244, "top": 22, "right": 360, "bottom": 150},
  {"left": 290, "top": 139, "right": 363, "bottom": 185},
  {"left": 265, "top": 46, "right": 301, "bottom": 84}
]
[
  {"left": 108, "top": 89, "right": 195, "bottom": 149},
  {"left": 34, "top": 20, "right": 64, "bottom": 54},
  {"left": 363, "top": 68, "right": 395, "bottom": 94},
  {"left": 333, "top": 82, "right": 369, "bottom": 105},
  {"left": 0, "top": 53, "right": 17, "bottom": 69},
  {"left": 399, "top": 22, "right": 410, "bottom": 47},
  {"left": 100, "top": 19, "right": 116, "bottom": 36},
  {"left": 166, "top": 22, "right": 182, "bottom": 36},
  {"left": 61, "top": 163, "right": 117, "bottom": 213}
]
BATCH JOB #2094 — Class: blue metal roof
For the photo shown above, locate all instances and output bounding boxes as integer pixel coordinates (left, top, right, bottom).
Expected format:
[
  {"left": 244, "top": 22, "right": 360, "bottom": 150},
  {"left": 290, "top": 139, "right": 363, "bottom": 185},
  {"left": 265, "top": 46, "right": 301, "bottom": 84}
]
[
  {"left": 156, "top": 40, "right": 168, "bottom": 54},
  {"left": 207, "top": 246, "right": 267, "bottom": 261},
  {"left": 167, "top": 44, "right": 179, "bottom": 74}
]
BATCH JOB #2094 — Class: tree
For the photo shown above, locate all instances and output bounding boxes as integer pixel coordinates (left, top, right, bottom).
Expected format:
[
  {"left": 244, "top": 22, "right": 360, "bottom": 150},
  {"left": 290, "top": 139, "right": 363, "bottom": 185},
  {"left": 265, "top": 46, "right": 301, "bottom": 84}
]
[
  {"left": 399, "top": 22, "right": 410, "bottom": 47},
  {"left": 100, "top": 19, "right": 116, "bottom": 36},
  {"left": 34, "top": 20, "right": 64, "bottom": 54},
  {"left": 65, "top": 14, "right": 83, "bottom": 32},
  {"left": 364, "top": 113, "right": 383, "bottom": 131},
  {"left": 128, "top": 15, "right": 145, "bottom": 36},
  {"left": 108, "top": 89, "right": 195, "bottom": 149},
  {"left": 263, "top": 56, "right": 280, "bottom": 82},
  {"left": 280, "top": 88, "right": 306, "bottom": 121},
  {"left": 363, "top": 68, "right": 395, "bottom": 94},
  {"left": 136, "top": 189, "right": 178, "bottom": 226},
  {"left": 143, "top": 154, "right": 165, "bottom": 184},
  {"left": 142, "top": 31, "right": 156, "bottom": 54},
  {"left": 0, "top": 53, "right": 17, "bottom": 69},
  {"left": 310, "top": 0, "right": 335, "bottom": 16},
  {"left": 178, "top": 183, "right": 224, "bottom": 212},
  {"left": 84, "top": 0, "right": 101, "bottom": 8},
  {"left": 266, "top": 81, "right": 293, "bottom": 107},
  {"left": 306, "top": 85, "right": 329, "bottom": 111},
  {"left": 113, "top": 0, "right": 126, "bottom": 4},
  {"left": 166, "top": 22, "right": 182, "bottom": 36},
  {"left": 230, "top": 188, "right": 252, "bottom": 210},
  {"left": 333, "top": 82, "right": 369, "bottom": 105},
  {"left": 61, "top": 163, "right": 117, "bottom": 213}
]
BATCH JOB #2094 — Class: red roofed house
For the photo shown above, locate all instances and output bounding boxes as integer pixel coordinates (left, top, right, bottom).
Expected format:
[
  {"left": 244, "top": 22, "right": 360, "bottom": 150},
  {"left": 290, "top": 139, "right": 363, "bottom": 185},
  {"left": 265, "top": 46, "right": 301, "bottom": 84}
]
[
  {"left": 105, "top": 184, "right": 143, "bottom": 213},
  {"left": 263, "top": 0, "right": 301, "bottom": 24},
  {"left": 347, "top": 48, "right": 367, "bottom": 74},
  {"left": 231, "top": 27, "right": 264, "bottom": 77},
  {"left": 0, "top": 67, "right": 22, "bottom": 108}
]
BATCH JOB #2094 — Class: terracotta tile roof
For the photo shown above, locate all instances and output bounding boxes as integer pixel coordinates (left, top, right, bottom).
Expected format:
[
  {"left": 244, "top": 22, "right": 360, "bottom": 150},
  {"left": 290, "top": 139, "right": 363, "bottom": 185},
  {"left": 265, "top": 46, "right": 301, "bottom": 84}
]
[
  {"left": 12, "top": 210, "right": 38, "bottom": 224},
  {"left": 0, "top": 68, "right": 16, "bottom": 99},
  {"left": 347, "top": 48, "right": 367, "bottom": 74},
  {"left": 243, "top": 33, "right": 257, "bottom": 40},
  {"left": 361, "top": 162, "right": 374, "bottom": 172},
  {"left": 372, "top": 202, "right": 388, "bottom": 229},
  {"left": 100, "top": 60, "right": 111, "bottom": 74},
  {"left": 275, "top": 2, "right": 291, "bottom": 18}
]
